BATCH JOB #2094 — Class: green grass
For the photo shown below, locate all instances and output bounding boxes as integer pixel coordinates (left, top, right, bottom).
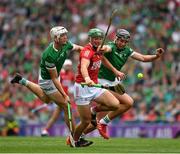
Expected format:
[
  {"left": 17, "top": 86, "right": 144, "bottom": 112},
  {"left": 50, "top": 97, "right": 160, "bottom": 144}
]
[{"left": 0, "top": 137, "right": 180, "bottom": 153}]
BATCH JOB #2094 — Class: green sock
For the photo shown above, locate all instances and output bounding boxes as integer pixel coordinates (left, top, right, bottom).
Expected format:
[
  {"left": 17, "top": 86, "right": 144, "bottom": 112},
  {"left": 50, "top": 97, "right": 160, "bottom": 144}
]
[
  {"left": 80, "top": 133, "right": 85, "bottom": 139},
  {"left": 100, "top": 115, "right": 111, "bottom": 125},
  {"left": 19, "top": 78, "right": 28, "bottom": 86}
]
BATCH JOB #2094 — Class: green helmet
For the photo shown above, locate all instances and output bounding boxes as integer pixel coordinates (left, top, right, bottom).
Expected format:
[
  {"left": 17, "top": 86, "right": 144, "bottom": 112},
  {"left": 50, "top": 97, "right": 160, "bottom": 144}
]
[
  {"left": 88, "top": 28, "right": 104, "bottom": 38},
  {"left": 116, "top": 29, "right": 130, "bottom": 40}
]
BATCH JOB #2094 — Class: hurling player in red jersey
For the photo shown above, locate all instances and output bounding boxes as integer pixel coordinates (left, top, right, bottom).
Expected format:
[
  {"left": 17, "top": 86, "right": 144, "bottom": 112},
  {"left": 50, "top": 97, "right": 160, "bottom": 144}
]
[{"left": 70, "top": 28, "right": 121, "bottom": 147}]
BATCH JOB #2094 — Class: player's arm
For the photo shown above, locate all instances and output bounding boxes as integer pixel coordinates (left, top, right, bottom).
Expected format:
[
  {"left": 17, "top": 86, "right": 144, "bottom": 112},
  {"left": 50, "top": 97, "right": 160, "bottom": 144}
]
[
  {"left": 72, "top": 44, "right": 83, "bottom": 52},
  {"left": 81, "top": 58, "right": 94, "bottom": 85},
  {"left": 48, "top": 69, "right": 68, "bottom": 98},
  {"left": 102, "top": 56, "right": 125, "bottom": 80},
  {"left": 45, "top": 59, "right": 67, "bottom": 98},
  {"left": 98, "top": 45, "right": 112, "bottom": 53},
  {"left": 131, "top": 48, "right": 164, "bottom": 62}
]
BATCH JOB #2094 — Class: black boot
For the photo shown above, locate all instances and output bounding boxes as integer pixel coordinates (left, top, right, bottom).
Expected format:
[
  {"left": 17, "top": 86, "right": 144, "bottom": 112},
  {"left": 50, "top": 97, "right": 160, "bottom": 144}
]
[
  {"left": 75, "top": 139, "right": 93, "bottom": 147},
  {"left": 79, "top": 138, "right": 93, "bottom": 146}
]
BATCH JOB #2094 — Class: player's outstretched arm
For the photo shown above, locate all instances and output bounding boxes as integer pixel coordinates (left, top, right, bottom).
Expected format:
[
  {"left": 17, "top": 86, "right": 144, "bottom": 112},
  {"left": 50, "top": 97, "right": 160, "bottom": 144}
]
[
  {"left": 48, "top": 69, "right": 69, "bottom": 101},
  {"left": 131, "top": 48, "right": 164, "bottom": 62},
  {"left": 72, "top": 44, "right": 83, "bottom": 52}
]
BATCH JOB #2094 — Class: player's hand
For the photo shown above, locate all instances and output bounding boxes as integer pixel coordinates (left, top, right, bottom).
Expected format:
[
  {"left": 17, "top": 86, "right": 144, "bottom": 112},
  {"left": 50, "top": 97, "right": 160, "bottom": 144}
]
[
  {"left": 97, "top": 45, "right": 104, "bottom": 53},
  {"left": 115, "top": 70, "right": 126, "bottom": 80},
  {"left": 156, "top": 48, "right": 164, "bottom": 58},
  {"left": 64, "top": 95, "right": 70, "bottom": 103},
  {"left": 85, "top": 77, "right": 95, "bottom": 86}
]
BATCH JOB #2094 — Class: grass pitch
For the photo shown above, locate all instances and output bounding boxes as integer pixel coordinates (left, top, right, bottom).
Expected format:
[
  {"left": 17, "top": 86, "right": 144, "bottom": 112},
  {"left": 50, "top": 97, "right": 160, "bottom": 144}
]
[{"left": 0, "top": 137, "right": 179, "bottom": 153}]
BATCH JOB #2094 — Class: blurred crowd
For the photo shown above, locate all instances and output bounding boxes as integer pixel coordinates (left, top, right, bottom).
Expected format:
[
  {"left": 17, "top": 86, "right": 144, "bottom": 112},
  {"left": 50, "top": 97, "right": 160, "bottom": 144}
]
[{"left": 0, "top": 0, "right": 179, "bottom": 135}]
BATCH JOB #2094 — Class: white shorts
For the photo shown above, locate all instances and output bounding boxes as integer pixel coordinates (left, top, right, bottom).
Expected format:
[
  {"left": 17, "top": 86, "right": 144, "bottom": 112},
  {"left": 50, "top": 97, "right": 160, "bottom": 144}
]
[
  {"left": 98, "top": 78, "right": 121, "bottom": 86},
  {"left": 38, "top": 72, "right": 60, "bottom": 95},
  {"left": 74, "top": 82, "right": 107, "bottom": 105}
]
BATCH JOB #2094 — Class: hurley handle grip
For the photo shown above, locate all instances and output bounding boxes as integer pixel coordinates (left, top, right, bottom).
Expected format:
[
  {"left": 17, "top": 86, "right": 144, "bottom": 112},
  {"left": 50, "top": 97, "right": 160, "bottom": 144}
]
[{"left": 81, "top": 82, "right": 103, "bottom": 88}]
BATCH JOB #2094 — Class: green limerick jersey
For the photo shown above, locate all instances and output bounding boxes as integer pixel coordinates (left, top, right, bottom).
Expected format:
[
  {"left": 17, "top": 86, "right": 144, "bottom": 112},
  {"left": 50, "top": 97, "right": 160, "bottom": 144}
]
[
  {"left": 40, "top": 41, "right": 73, "bottom": 79},
  {"left": 98, "top": 41, "right": 133, "bottom": 81}
]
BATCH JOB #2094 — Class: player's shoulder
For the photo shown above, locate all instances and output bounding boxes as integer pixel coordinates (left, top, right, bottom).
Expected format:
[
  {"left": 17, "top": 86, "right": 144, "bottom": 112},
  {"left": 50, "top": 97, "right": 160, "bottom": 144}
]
[
  {"left": 124, "top": 46, "right": 133, "bottom": 52},
  {"left": 42, "top": 43, "right": 56, "bottom": 59},
  {"left": 43, "top": 43, "right": 53, "bottom": 53},
  {"left": 107, "top": 41, "right": 116, "bottom": 50},
  {"left": 65, "top": 41, "right": 74, "bottom": 49},
  {"left": 82, "top": 44, "right": 93, "bottom": 52},
  {"left": 80, "top": 44, "right": 94, "bottom": 57}
]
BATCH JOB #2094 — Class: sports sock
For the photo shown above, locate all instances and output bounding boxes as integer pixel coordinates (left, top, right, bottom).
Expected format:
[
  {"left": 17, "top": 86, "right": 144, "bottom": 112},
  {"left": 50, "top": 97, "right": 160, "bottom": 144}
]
[
  {"left": 80, "top": 133, "right": 85, "bottom": 139},
  {"left": 99, "top": 115, "right": 111, "bottom": 125},
  {"left": 19, "top": 78, "right": 29, "bottom": 86}
]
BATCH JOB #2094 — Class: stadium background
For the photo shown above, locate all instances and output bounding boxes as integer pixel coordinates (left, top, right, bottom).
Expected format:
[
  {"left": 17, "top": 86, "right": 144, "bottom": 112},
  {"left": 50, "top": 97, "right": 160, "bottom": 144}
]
[{"left": 0, "top": 0, "right": 179, "bottom": 138}]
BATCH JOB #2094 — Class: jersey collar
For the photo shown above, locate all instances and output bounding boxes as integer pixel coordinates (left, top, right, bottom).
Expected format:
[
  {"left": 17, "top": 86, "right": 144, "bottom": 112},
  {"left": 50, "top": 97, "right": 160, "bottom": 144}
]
[{"left": 53, "top": 43, "right": 59, "bottom": 52}]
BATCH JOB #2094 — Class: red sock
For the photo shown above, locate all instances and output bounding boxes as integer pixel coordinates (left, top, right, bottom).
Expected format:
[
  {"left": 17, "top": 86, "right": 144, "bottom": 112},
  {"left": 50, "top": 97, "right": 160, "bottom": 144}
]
[
  {"left": 92, "top": 106, "right": 101, "bottom": 113},
  {"left": 73, "top": 135, "right": 79, "bottom": 142}
]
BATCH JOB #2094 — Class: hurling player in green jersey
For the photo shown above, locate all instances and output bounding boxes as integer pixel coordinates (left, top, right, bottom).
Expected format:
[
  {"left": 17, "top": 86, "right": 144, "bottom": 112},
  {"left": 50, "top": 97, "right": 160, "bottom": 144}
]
[
  {"left": 10, "top": 26, "right": 87, "bottom": 142},
  {"left": 84, "top": 29, "right": 164, "bottom": 139}
]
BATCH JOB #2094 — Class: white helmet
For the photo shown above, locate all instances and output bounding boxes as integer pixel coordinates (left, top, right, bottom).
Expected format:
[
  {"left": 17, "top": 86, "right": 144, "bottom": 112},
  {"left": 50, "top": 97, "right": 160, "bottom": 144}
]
[
  {"left": 63, "top": 59, "right": 72, "bottom": 66},
  {"left": 50, "top": 26, "right": 68, "bottom": 39}
]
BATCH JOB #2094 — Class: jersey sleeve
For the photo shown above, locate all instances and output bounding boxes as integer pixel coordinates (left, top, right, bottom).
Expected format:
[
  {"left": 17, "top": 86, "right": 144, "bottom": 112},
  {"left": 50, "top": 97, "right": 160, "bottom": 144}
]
[
  {"left": 129, "top": 47, "right": 134, "bottom": 56},
  {"left": 67, "top": 41, "right": 74, "bottom": 50}
]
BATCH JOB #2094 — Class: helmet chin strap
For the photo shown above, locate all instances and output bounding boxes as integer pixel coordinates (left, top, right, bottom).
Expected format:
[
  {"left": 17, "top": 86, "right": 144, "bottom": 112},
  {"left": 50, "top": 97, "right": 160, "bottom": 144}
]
[
  {"left": 92, "top": 45, "right": 98, "bottom": 50},
  {"left": 89, "top": 38, "right": 98, "bottom": 50}
]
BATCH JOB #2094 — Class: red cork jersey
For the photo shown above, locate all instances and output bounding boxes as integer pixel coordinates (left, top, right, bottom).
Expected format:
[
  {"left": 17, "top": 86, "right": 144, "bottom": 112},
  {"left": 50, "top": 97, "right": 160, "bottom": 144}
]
[{"left": 76, "top": 43, "right": 102, "bottom": 84}]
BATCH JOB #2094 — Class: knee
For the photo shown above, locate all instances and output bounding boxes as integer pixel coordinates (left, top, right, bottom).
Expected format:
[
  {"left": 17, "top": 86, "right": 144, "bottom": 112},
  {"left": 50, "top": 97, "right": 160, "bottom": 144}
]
[
  {"left": 41, "top": 95, "right": 51, "bottom": 103},
  {"left": 125, "top": 98, "right": 134, "bottom": 109},
  {"left": 109, "top": 102, "right": 119, "bottom": 111}
]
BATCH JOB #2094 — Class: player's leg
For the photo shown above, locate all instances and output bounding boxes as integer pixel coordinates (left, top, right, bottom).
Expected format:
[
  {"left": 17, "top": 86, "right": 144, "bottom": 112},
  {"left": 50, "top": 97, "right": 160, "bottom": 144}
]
[
  {"left": 93, "top": 92, "right": 133, "bottom": 122},
  {"left": 83, "top": 123, "right": 96, "bottom": 135},
  {"left": 83, "top": 110, "right": 108, "bottom": 135},
  {"left": 11, "top": 73, "right": 50, "bottom": 103},
  {"left": 94, "top": 90, "right": 120, "bottom": 111},
  {"left": 41, "top": 106, "right": 62, "bottom": 136},
  {"left": 83, "top": 92, "right": 133, "bottom": 138},
  {"left": 78, "top": 90, "right": 119, "bottom": 139},
  {"left": 83, "top": 104, "right": 110, "bottom": 135},
  {"left": 93, "top": 90, "right": 120, "bottom": 139},
  {"left": 72, "top": 83, "right": 117, "bottom": 147},
  {"left": 98, "top": 92, "right": 133, "bottom": 126},
  {"left": 73, "top": 105, "right": 91, "bottom": 142},
  {"left": 47, "top": 91, "right": 76, "bottom": 133},
  {"left": 95, "top": 92, "right": 133, "bottom": 139},
  {"left": 82, "top": 90, "right": 120, "bottom": 139},
  {"left": 105, "top": 92, "right": 134, "bottom": 120},
  {"left": 70, "top": 104, "right": 94, "bottom": 147}
]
